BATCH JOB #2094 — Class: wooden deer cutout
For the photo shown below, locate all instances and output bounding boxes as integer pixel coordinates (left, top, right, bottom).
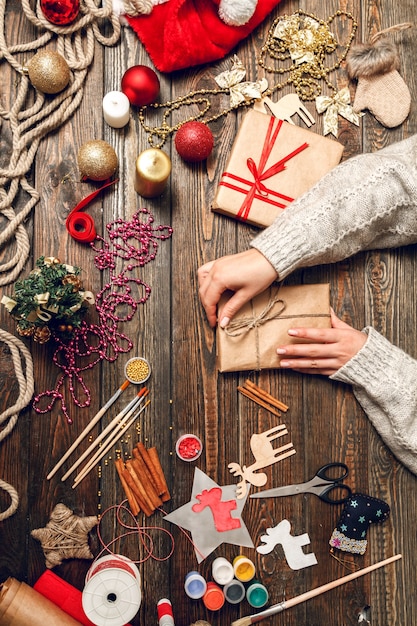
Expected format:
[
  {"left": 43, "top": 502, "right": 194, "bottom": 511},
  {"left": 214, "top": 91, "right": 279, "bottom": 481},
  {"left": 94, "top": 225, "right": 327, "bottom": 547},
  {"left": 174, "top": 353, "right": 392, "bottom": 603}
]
[
  {"left": 228, "top": 425, "right": 296, "bottom": 499},
  {"left": 254, "top": 94, "right": 315, "bottom": 127}
]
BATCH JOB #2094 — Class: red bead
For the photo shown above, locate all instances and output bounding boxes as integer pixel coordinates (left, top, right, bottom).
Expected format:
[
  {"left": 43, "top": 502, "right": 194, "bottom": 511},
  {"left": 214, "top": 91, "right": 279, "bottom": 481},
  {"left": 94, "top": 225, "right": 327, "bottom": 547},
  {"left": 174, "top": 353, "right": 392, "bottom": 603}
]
[
  {"left": 174, "top": 121, "right": 214, "bottom": 162},
  {"left": 121, "top": 66, "right": 160, "bottom": 107},
  {"left": 40, "top": 0, "right": 80, "bottom": 25}
]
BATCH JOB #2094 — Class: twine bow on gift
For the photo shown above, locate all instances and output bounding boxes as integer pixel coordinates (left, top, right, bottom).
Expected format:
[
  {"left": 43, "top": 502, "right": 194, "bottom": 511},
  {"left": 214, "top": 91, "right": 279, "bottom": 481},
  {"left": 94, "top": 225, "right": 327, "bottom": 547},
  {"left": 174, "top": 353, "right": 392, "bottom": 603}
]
[
  {"left": 224, "top": 296, "right": 286, "bottom": 337},
  {"left": 215, "top": 55, "right": 269, "bottom": 107},
  {"left": 315, "top": 87, "right": 362, "bottom": 136},
  {"left": 222, "top": 288, "right": 331, "bottom": 371}
]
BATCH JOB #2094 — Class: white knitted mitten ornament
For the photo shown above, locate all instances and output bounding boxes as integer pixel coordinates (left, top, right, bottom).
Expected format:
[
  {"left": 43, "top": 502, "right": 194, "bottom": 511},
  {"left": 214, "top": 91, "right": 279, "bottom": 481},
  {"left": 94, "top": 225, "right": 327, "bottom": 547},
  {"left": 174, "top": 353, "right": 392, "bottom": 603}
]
[{"left": 346, "top": 30, "right": 411, "bottom": 128}]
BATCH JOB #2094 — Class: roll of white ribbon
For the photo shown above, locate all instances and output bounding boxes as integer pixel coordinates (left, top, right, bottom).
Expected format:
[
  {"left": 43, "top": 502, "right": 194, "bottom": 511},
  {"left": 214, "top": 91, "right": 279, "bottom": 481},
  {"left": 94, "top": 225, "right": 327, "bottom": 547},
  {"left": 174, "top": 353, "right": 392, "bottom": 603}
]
[{"left": 82, "top": 554, "right": 141, "bottom": 626}]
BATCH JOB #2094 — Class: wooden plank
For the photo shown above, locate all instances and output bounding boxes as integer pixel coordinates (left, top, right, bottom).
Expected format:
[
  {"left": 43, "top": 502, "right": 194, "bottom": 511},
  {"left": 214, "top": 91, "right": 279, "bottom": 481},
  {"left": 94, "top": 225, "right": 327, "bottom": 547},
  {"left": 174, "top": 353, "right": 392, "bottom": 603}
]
[{"left": 0, "top": 0, "right": 416, "bottom": 624}]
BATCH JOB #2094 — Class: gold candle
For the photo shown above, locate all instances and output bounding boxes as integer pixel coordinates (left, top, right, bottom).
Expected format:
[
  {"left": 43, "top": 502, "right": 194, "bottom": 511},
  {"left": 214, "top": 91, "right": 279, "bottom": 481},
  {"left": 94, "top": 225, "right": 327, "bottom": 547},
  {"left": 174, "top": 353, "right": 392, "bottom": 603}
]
[{"left": 134, "top": 148, "right": 171, "bottom": 198}]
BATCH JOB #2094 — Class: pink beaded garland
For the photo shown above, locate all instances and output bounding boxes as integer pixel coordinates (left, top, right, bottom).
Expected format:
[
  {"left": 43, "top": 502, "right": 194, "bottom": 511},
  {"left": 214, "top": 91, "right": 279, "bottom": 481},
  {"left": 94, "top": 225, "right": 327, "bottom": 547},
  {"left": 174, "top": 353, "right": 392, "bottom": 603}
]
[
  {"left": 40, "top": 0, "right": 80, "bottom": 25},
  {"left": 33, "top": 208, "right": 173, "bottom": 423}
]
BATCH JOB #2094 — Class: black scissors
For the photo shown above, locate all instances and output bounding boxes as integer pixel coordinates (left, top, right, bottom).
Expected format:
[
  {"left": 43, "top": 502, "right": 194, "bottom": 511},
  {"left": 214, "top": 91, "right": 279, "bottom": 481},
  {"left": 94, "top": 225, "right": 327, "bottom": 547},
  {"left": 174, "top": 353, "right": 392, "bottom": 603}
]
[{"left": 250, "top": 462, "right": 351, "bottom": 504}]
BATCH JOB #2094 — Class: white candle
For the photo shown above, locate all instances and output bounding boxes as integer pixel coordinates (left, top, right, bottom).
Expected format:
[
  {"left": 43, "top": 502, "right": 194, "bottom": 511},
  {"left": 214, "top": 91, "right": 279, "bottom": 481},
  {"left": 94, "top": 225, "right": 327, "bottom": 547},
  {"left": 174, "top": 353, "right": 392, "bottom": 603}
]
[{"left": 102, "top": 90, "right": 130, "bottom": 128}]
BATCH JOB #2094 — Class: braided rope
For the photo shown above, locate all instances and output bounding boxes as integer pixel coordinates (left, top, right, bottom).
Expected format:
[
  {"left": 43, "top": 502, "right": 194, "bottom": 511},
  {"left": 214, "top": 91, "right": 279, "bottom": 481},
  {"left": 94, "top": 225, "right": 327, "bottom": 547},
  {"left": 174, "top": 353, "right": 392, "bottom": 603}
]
[
  {"left": 0, "top": 0, "right": 123, "bottom": 286},
  {"left": 0, "top": 328, "right": 34, "bottom": 521}
]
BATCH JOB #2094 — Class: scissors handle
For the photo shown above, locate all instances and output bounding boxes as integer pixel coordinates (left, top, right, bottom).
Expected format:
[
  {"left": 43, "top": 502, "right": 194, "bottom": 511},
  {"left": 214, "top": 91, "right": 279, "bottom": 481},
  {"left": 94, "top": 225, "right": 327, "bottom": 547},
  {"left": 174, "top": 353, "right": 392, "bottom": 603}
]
[
  {"left": 319, "top": 482, "right": 352, "bottom": 505},
  {"left": 316, "top": 462, "right": 349, "bottom": 482}
]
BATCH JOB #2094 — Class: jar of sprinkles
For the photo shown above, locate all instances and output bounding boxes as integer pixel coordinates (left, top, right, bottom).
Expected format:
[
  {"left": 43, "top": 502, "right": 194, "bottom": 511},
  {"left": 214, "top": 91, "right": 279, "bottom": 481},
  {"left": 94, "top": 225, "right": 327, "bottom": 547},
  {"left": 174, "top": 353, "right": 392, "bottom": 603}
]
[
  {"left": 124, "top": 356, "right": 151, "bottom": 384},
  {"left": 175, "top": 434, "right": 203, "bottom": 462}
]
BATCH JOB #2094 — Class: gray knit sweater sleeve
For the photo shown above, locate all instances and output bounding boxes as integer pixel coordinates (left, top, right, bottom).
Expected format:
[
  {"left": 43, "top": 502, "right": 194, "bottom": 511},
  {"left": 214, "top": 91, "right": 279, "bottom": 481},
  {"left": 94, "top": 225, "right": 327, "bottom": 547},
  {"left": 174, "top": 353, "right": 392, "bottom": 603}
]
[
  {"left": 251, "top": 134, "right": 417, "bottom": 280},
  {"left": 251, "top": 135, "right": 417, "bottom": 473},
  {"left": 331, "top": 328, "right": 417, "bottom": 475}
]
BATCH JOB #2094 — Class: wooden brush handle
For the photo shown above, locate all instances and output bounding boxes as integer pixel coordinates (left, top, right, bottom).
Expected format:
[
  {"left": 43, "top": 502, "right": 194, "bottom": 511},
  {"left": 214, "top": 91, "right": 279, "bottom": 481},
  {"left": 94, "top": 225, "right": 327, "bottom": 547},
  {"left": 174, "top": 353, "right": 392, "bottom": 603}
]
[
  {"left": 231, "top": 554, "right": 402, "bottom": 626},
  {"left": 285, "top": 554, "right": 402, "bottom": 609}
]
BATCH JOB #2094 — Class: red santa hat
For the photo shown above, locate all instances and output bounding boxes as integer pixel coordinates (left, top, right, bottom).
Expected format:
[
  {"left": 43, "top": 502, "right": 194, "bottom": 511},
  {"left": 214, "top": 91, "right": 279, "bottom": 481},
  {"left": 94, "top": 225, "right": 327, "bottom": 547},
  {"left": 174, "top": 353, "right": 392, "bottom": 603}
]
[{"left": 125, "top": 0, "right": 282, "bottom": 73}]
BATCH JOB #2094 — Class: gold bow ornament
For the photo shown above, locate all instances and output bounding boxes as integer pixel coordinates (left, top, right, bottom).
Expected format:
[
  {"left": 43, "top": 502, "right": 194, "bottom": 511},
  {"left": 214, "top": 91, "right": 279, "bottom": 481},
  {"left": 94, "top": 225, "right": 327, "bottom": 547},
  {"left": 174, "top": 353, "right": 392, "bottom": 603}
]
[
  {"left": 315, "top": 87, "right": 362, "bottom": 136},
  {"left": 273, "top": 13, "right": 337, "bottom": 65},
  {"left": 215, "top": 56, "right": 269, "bottom": 107}
]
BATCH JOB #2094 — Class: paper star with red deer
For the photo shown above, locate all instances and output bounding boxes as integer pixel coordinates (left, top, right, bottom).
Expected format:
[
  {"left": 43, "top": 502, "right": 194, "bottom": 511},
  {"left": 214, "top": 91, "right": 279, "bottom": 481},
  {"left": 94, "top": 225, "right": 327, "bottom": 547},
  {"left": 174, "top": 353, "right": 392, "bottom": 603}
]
[{"left": 164, "top": 467, "right": 253, "bottom": 562}]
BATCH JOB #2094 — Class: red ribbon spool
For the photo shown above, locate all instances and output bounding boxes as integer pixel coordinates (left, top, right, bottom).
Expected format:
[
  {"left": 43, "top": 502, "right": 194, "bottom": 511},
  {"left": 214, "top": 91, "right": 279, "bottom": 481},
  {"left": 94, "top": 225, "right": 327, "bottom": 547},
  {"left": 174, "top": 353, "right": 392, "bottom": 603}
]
[{"left": 66, "top": 179, "right": 117, "bottom": 243}]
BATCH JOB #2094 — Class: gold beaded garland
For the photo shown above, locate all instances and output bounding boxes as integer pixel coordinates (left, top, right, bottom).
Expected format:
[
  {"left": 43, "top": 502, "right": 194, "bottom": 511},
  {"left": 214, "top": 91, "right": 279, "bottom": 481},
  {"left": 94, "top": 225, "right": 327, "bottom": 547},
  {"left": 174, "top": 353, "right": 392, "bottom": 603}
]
[
  {"left": 77, "top": 139, "right": 118, "bottom": 181},
  {"left": 138, "top": 10, "right": 357, "bottom": 148},
  {"left": 26, "top": 50, "right": 71, "bottom": 94},
  {"left": 258, "top": 10, "right": 358, "bottom": 101}
]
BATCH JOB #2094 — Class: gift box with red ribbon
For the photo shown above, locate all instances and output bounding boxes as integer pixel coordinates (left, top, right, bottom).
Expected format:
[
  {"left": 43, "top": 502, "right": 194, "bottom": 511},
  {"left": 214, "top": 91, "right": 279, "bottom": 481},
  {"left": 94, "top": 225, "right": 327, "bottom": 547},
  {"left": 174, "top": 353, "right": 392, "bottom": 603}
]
[{"left": 212, "top": 109, "right": 344, "bottom": 228}]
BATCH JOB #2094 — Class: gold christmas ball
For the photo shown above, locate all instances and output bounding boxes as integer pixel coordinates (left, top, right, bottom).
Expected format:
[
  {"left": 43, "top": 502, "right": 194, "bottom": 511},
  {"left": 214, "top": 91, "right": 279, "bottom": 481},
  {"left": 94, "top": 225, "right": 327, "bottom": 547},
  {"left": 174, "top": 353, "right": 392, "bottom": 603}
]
[
  {"left": 77, "top": 140, "right": 118, "bottom": 181},
  {"left": 27, "top": 50, "right": 70, "bottom": 94}
]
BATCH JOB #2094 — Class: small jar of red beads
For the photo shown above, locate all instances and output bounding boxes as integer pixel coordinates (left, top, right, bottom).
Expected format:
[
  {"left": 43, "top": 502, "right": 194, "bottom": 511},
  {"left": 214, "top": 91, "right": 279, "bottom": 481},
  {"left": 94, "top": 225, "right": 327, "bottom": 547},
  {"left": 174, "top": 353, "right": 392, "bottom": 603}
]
[{"left": 175, "top": 434, "right": 203, "bottom": 462}]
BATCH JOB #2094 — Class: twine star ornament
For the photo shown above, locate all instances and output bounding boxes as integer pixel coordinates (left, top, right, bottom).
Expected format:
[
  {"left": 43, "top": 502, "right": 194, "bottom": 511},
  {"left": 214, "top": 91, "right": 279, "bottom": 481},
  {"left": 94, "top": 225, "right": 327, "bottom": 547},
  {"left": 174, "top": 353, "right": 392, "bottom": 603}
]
[{"left": 31, "top": 503, "right": 98, "bottom": 568}]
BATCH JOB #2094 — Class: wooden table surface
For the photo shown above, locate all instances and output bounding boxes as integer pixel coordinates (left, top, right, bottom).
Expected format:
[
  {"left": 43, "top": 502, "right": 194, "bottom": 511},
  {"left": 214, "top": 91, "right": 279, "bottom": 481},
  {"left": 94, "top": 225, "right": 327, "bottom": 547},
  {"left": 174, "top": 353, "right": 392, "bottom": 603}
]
[{"left": 1, "top": 1, "right": 416, "bottom": 625}]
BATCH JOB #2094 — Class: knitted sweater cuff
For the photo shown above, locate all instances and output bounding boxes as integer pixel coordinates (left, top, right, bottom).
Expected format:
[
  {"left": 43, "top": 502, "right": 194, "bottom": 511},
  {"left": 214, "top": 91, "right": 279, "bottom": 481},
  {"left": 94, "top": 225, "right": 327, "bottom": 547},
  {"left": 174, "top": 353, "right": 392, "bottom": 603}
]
[
  {"left": 331, "top": 326, "right": 417, "bottom": 474},
  {"left": 330, "top": 326, "right": 417, "bottom": 394},
  {"left": 330, "top": 326, "right": 388, "bottom": 388}
]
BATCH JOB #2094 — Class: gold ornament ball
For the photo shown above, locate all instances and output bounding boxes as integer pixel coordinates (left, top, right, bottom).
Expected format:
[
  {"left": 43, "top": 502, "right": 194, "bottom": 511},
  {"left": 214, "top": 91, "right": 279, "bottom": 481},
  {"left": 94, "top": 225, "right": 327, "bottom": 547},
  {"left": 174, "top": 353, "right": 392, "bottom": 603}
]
[
  {"left": 77, "top": 140, "right": 118, "bottom": 181},
  {"left": 27, "top": 50, "right": 70, "bottom": 94}
]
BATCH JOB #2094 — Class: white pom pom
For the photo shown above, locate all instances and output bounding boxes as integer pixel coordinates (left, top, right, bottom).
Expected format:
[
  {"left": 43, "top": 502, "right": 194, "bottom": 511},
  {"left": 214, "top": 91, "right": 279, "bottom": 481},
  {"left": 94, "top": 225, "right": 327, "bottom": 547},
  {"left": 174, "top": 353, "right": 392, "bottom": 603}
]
[{"left": 218, "top": 0, "right": 258, "bottom": 26}]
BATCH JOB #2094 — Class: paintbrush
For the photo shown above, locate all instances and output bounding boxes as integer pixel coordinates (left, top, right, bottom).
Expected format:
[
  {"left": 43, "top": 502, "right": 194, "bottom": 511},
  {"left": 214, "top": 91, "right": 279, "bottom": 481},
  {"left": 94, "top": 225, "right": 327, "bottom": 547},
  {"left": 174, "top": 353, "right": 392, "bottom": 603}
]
[
  {"left": 231, "top": 554, "right": 402, "bottom": 626},
  {"left": 61, "top": 388, "right": 148, "bottom": 482},
  {"left": 72, "top": 399, "right": 151, "bottom": 488},
  {"left": 47, "top": 379, "right": 130, "bottom": 480}
]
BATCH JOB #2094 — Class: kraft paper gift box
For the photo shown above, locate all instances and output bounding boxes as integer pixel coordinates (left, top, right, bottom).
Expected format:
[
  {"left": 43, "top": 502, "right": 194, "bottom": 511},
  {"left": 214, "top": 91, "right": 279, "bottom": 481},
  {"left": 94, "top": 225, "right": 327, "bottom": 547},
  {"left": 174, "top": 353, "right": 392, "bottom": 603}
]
[
  {"left": 216, "top": 283, "right": 331, "bottom": 373},
  {"left": 212, "top": 109, "right": 344, "bottom": 228}
]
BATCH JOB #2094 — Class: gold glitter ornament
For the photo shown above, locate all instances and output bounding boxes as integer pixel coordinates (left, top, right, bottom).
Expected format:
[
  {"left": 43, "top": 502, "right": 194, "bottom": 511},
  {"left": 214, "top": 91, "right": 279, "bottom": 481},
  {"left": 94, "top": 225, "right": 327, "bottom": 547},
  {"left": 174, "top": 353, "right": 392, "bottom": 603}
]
[
  {"left": 77, "top": 140, "right": 118, "bottom": 181},
  {"left": 26, "top": 50, "right": 71, "bottom": 94}
]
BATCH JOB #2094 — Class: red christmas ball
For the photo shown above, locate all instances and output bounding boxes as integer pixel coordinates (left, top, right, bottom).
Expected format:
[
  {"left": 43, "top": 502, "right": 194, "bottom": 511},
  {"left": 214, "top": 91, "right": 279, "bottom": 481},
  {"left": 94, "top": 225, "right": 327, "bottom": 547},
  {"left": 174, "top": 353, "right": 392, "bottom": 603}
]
[
  {"left": 174, "top": 122, "right": 214, "bottom": 163},
  {"left": 121, "top": 66, "right": 160, "bottom": 107},
  {"left": 40, "top": 0, "right": 80, "bottom": 25}
]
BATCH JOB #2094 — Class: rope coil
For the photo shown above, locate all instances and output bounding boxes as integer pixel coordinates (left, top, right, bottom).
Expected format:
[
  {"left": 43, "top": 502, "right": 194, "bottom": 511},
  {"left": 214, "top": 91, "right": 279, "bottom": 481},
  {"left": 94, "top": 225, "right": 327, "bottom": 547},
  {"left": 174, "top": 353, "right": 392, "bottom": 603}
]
[
  {"left": 0, "top": 328, "right": 34, "bottom": 521},
  {"left": 0, "top": 0, "right": 122, "bottom": 286}
]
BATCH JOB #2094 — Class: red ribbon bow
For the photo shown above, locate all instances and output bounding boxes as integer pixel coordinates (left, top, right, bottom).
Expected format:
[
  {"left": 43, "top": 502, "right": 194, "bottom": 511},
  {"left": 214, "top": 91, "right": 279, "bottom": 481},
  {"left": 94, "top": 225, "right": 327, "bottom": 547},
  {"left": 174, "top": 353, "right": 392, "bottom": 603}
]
[{"left": 221, "top": 117, "right": 309, "bottom": 221}]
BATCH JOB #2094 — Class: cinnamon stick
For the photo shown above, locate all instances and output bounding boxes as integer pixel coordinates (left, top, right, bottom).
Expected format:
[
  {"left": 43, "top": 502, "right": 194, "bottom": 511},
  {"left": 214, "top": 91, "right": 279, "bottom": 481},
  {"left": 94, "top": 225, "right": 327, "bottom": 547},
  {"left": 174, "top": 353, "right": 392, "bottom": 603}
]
[
  {"left": 147, "top": 447, "right": 171, "bottom": 502},
  {"left": 125, "top": 460, "right": 157, "bottom": 515},
  {"left": 123, "top": 464, "right": 154, "bottom": 516},
  {"left": 237, "top": 386, "right": 281, "bottom": 416},
  {"left": 136, "top": 442, "right": 165, "bottom": 496},
  {"left": 130, "top": 456, "right": 163, "bottom": 510},
  {"left": 244, "top": 379, "right": 289, "bottom": 411},
  {"left": 115, "top": 458, "right": 140, "bottom": 516}
]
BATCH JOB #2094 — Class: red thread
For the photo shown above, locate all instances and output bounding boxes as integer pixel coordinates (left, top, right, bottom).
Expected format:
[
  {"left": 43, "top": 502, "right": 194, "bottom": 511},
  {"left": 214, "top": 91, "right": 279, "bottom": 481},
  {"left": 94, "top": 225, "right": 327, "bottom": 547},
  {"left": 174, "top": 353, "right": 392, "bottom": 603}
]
[
  {"left": 96, "top": 500, "right": 208, "bottom": 564},
  {"left": 219, "top": 117, "right": 309, "bottom": 221},
  {"left": 96, "top": 501, "right": 175, "bottom": 564}
]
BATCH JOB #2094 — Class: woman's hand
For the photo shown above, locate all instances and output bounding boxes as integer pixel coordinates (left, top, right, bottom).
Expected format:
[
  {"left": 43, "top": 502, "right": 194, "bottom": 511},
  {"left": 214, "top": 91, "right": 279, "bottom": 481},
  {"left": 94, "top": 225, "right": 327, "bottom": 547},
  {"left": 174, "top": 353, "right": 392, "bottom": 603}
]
[
  {"left": 277, "top": 309, "right": 368, "bottom": 376},
  {"left": 198, "top": 248, "right": 278, "bottom": 328}
]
